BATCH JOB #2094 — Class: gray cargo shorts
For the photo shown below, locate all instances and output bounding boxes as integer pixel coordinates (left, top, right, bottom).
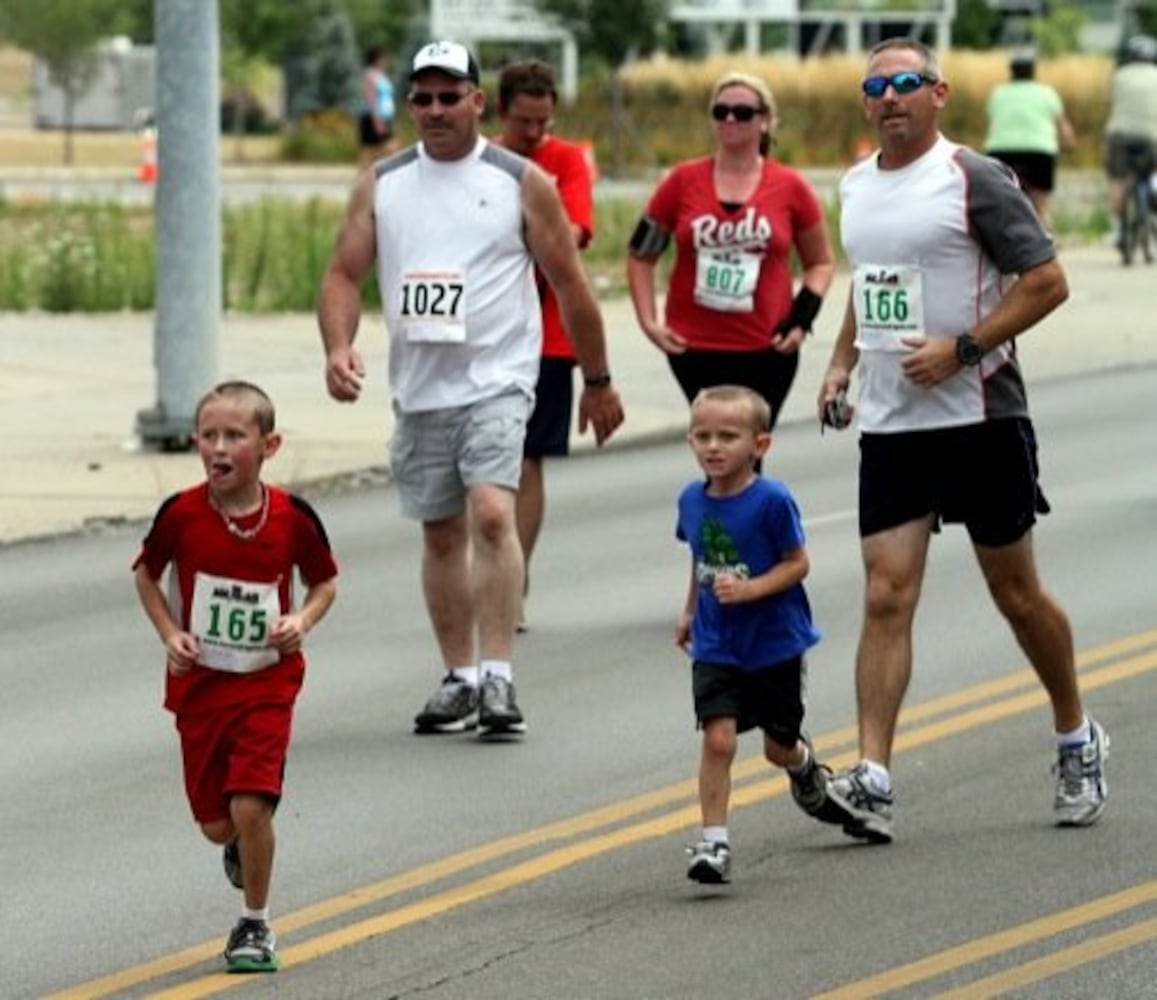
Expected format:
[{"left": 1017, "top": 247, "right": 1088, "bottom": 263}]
[{"left": 389, "top": 390, "right": 531, "bottom": 522}]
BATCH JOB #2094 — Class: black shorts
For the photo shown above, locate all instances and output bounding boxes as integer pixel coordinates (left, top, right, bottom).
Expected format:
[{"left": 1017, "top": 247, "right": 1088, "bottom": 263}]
[
  {"left": 667, "top": 346, "right": 799, "bottom": 429},
  {"left": 691, "top": 657, "right": 805, "bottom": 749},
  {"left": 1106, "top": 134, "right": 1156, "bottom": 181},
  {"left": 988, "top": 150, "right": 1057, "bottom": 193},
  {"left": 524, "top": 357, "right": 574, "bottom": 458},
  {"left": 358, "top": 112, "right": 391, "bottom": 147},
  {"left": 858, "top": 418, "right": 1050, "bottom": 547}
]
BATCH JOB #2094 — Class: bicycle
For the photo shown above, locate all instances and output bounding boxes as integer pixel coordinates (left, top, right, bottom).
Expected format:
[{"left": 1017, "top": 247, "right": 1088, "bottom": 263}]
[{"left": 1117, "top": 143, "right": 1157, "bottom": 266}]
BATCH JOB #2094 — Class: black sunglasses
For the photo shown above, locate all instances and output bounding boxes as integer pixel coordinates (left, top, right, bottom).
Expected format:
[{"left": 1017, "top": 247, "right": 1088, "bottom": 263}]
[
  {"left": 409, "top": 89, "right": 471, "bottom": 108},
  {"left": 861, "top": 72, "right": 936, "bottom": 98},
  {"left": 710, "top": 103, "right": 762, "bottom": 123}
]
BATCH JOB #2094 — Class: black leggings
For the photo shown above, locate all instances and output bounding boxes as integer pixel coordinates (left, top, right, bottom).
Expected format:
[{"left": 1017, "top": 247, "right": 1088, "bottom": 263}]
[{"left": 667, "top": 346, "right": 800, "bottom": 428}]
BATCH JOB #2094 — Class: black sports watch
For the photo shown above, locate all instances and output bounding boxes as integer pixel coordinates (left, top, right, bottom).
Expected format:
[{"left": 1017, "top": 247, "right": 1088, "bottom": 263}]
[
  {"left": 583, "top": 371, "right": 613, "bottom": 389},
  {"left": 955, "top": 332, "right": 985, "bottom": 367}
]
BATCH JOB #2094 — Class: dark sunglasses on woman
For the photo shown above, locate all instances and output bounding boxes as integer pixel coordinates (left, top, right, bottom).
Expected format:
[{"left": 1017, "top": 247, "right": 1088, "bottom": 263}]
[{"left": 710, "top": 103, "right": 762, "bottom": 123}]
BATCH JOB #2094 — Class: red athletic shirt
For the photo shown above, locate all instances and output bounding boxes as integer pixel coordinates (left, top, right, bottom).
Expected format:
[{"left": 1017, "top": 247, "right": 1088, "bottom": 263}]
[
  {"left": 133, "top": 483, "right": 338, "bottom": 716},
  {"left": 528, "top": 135, "right": 594, "bottom": 359},
  {"left": 645, "top": 156, "right": 823, "bottom": 352}
]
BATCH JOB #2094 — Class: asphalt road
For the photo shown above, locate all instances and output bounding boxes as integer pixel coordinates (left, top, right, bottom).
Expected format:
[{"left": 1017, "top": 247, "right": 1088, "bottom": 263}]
[{"left": 3, "top": 364, "right": 1157, "bottom": 999}]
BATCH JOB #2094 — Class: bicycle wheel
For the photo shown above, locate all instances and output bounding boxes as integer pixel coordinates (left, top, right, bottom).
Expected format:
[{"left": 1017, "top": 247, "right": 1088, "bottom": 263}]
[
  {"left": 1119, "top": 191, "right": 1136, "bottom": 266},
  {"left": 1136, "top": 177, "right": 1153, "bottom": 264}
]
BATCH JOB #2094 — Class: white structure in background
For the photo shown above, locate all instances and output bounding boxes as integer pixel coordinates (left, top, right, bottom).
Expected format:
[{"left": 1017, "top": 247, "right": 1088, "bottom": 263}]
[
  {"left": 429, "top": 0, "right": 579, "bottom": 102},
  {"left": 671, "top": 0, "right": 957, "bottom": 55},
  {"left": 32, "top": 36, "right": 155, "bottom": 130}
]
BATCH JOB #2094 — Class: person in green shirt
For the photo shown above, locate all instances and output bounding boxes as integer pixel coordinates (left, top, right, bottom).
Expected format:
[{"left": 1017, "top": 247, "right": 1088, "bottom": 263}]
[{"left": 984, "top": 49, "right": 1076, "bottom": 232}]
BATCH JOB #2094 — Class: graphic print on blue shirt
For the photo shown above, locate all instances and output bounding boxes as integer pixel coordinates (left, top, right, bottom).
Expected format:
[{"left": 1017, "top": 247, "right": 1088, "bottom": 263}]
[{"left": 676, "top": 477, "right": 820, "bottom": 670}]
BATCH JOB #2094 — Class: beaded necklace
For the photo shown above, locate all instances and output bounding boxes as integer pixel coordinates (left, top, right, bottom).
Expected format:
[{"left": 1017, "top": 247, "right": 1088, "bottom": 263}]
[{"left": 209, "top": 484, "right": 269, "bottom": 541}]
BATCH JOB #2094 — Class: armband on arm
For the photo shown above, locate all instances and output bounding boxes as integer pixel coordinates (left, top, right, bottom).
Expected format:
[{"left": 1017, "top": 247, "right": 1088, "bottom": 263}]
[
  {"left": 774, "top": 287, "right": 824, "bottom": 338},
  {"left": 628, "top": 215, "right": 671, "bottom": 258}
]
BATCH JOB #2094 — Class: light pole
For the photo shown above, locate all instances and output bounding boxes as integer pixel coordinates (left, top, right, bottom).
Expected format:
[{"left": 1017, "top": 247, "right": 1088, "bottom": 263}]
[{"left": 136, "top": 0, "right": 221, "bottom": 450}]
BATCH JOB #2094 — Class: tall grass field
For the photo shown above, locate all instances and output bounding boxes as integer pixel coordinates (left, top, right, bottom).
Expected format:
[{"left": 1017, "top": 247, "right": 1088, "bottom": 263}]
[{"left": 0, "top": 48, "right": 1114, "bottom": 311}]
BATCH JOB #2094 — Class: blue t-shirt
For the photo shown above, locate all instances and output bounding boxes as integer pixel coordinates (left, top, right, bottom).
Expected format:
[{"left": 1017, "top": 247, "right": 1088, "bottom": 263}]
[{"left": 676, "top": 476, "right": 820, "bottom": 670}]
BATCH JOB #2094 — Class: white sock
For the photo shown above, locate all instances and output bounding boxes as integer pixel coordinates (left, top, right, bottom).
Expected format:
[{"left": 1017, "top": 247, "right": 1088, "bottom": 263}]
[
  {"left": 702, "top": 825, "right": 729, "bottom": 846},
  {"left": 861, "top": 759, "right": 892, "bottom": 794},
  {"left": 449, "top": 666, "right": 479, "bottom": 686},
  {"left": 786, "top": 741, "right": 811, "bottom": 775},
  {"left": 480, "top": 659, "right": 512, "bottom": 682},
  {"left": 1057, "top": 716, "right": 1090, "bottom": 747},
  {"left": 243, "top": 906, "right": 270, "bottom": 922}
]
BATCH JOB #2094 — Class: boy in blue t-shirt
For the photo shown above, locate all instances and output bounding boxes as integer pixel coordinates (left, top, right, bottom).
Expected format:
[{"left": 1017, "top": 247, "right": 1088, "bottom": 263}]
[{"left": 675, "top": 385, "right": 851, "bottom": 884}]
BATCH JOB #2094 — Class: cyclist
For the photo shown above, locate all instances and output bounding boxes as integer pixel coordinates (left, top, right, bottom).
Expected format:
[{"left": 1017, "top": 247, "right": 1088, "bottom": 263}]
[{"left": 1105, "top": 34, "right": 1157, "bottom": 255}]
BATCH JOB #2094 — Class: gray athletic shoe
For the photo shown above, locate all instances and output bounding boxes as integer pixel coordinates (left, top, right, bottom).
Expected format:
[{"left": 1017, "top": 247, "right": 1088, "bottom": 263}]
[
  {"left": 222, "top": 837, "right": 242, "bottom": 890},
  {"left": 478, "top": 675, "right": 526, "bottom": 735},
  {"left": 413, "top": 676, "right": 479, "bottom": 734},
  {"left": 686, "top": 840, "right": 731, "bottom": 884},
  {"left": 788, "top": 735, "right": 856, "bottom": 826},
  {"left": 1054, "top": 717, "right": 1109, "bottom": 827},
  {"left": 827, "top": 761, "right": 895, "bottom": 844}
]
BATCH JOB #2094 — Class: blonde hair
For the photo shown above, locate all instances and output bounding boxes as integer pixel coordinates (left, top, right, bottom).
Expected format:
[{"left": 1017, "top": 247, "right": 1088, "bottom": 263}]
[
  {"left": 709, "top": 71, "right": 777, "bottom": 155},
  {"left": 690, "top": 385, "right": 772, "bottom": 433},
  {"left": 195, "top": 380, "right": 276, "bottom": 434}
]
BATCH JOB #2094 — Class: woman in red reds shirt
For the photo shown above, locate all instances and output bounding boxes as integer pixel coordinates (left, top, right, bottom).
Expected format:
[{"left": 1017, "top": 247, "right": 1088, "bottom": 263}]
[{"left": 627, "top": 72, "right": 835, "bottom": 427}]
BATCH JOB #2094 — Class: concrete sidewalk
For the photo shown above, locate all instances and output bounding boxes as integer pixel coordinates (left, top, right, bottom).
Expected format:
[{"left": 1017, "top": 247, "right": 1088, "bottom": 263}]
[{"left": 1, "top": 242, "right": 1153, "bottom": 546}]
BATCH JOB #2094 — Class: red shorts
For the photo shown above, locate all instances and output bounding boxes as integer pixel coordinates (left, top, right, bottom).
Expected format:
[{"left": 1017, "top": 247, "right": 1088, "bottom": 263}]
[{"left": 175, "top": 701, "right": 294, "bottom": 824}]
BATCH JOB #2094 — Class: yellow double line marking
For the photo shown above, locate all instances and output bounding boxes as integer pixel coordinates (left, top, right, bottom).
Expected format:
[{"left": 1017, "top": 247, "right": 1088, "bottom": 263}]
[{"left": 52, "top": 629, "right": 1157, "bottom": 999}]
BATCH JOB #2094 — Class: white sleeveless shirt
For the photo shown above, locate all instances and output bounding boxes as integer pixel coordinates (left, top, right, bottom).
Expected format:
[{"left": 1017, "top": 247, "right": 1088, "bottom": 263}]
[{"left": 373, "top": 137, "right": 541, "bottom": 412}]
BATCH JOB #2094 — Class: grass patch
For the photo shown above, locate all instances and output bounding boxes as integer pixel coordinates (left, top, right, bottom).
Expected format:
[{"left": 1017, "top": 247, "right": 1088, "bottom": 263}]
[{"left": 0, "top": 190, "right": 1108, "bottom": 312}]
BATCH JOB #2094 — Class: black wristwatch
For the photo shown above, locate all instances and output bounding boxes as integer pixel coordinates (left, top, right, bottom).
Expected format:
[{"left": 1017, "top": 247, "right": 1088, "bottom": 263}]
[
  {"left": 583, "top": 371, "right": 613, "bottom": 389},
  {"left": 955, "top": 332, "right": 985, "bottom": 367}
]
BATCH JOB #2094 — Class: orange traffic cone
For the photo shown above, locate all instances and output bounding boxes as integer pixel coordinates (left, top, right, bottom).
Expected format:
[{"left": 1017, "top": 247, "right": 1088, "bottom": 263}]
[{"left": 138, "top": 127, "right": 158, "bottom": 183}]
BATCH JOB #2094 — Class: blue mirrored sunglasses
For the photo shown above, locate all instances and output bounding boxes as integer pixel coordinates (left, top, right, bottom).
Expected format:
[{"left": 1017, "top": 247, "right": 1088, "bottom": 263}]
[{"left": 861, "top": 71, "right": 935, "bottom": 98}]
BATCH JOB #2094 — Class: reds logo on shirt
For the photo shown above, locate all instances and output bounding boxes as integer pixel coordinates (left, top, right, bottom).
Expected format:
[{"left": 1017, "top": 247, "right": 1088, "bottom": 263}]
[{"left": 690, "top": 208, "right": 773, "bottom": 251}]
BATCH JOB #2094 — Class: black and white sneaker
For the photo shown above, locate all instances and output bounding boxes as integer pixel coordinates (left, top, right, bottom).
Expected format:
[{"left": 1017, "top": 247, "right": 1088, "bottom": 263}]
[
  {"left": 224, "top": 917, "right": 278, "bottom": 973},
  {"left": 1054, "top": 717, "right": 1109, "bottom": 827},
  {"left": 686, "top": 840, "right": 731, "bottom": 884},
  {"left": 414, "top": 676, "right": 479, "bottom": 733},
  {"left": 788, "top": 735, "right": 857, "bottom": 826},
  {"left": 827, "top": 761, "right": 895, "bottom": 844},
  {"left": 478, "top": 676, "right": 526, "bottom": 736}
]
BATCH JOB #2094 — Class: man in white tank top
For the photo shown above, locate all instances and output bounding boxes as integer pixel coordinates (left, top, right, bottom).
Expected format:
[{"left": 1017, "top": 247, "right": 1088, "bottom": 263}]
[
  {"left": 815, "top": 37, "right": 1107, "bottom": 844},
  {"left": 318, "top": 41, "right": 624, "bottom": 738}
]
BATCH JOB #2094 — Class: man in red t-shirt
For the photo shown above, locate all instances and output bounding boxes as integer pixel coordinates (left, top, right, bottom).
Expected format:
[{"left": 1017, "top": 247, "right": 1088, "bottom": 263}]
[{"left": 496, "top": 59, "right": 595, "bottom": 629}]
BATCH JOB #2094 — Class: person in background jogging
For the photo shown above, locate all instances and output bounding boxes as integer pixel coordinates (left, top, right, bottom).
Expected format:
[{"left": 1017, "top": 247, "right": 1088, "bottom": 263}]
[
  {"left": 984, "top": 47, "right": 1075, "bottom": 232},
  {"left": 627, "top": 71, "right": 835, "bottom": 432},
  {"left": 494, "top": 58, "right": 595, "bottom": 632}
]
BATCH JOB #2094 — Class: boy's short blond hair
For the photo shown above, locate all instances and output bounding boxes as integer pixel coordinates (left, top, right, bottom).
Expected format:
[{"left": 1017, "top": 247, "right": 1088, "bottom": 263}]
[
  {"left": 690, "top": 385, "right": 772, "bottom": 433},
  {"left": 195, "top": 380, "right": 276, "bottom": 434}
]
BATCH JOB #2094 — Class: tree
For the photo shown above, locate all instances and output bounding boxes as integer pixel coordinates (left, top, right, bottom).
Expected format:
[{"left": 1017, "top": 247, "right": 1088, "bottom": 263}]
[
  {"left": 1030, "top": 2, "right": 1086, "bottom": 56},
  {"left": 951, "top": 0, "right": 1000, "bottom": 50},
  {"left": 533, "top": 0, "right": 671, "bottom": 175},
  {"left": 219, "top": 0, "right": 311, "bottom": 159},
  {"left": 0, "top": 0, "right": 134, "bottom": 163}
]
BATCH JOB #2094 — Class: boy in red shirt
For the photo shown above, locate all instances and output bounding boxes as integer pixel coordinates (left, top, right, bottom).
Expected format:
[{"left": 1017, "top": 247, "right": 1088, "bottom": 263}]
[{"left": 133, "top": 380, "right": 338, "bottom": 973}]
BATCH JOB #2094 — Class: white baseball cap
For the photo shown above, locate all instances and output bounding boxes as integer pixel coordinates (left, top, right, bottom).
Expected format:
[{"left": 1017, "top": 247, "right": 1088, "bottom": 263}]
[{"left": 410, "top": 41, "right": 480, "bottom": 84}]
